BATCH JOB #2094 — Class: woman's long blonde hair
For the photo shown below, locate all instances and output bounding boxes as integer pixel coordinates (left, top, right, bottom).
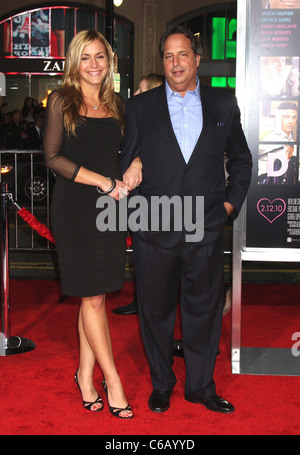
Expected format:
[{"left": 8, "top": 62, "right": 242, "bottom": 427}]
[{"left": 57, "top": 30, "right": 124, "bottom": 136}]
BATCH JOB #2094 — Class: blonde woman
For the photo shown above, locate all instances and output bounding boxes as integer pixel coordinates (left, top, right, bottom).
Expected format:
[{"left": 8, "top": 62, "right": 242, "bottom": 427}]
[{"left": 44, "top": 30, "right": 141, "bottom": 418}]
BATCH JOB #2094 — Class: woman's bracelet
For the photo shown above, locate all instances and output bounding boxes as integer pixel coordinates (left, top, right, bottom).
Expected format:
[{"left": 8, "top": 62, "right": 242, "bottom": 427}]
[{"left": 97, "top": 177, "right": 116, "bottom": 195}]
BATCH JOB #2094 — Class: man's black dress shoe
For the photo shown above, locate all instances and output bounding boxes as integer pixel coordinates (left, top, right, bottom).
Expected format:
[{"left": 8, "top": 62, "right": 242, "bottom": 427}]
[
  {"left": 185, "top": 393, "right": 235, "bottom": 413},
  {"left": 148, "top": 390, "right": 172, "bottom": 413},
  {"left": 112, "top": 300, "right": 138, "bottom": 315}
]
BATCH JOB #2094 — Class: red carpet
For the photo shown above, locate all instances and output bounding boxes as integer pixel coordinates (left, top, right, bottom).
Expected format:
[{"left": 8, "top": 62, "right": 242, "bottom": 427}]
[{"left": 0, "top": 280, "right": 299, "bottom": 436}]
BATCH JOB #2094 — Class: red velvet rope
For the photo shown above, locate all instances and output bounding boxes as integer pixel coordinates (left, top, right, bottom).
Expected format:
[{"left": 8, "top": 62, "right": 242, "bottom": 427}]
[
  {"left": 18, "top": 207, "right": 55, "bottom": 244},
  {"left": 126, "top": 235, "right": 132, "bottom": 248},
  {"left": 17, "top": 206, "right": 133, "bottom": 248}
]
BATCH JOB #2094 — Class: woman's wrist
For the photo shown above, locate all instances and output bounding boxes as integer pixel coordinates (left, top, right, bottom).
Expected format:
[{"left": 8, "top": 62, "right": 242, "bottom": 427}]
[{"left": 97, "top": 177, "right": 116, "bottom": 195}]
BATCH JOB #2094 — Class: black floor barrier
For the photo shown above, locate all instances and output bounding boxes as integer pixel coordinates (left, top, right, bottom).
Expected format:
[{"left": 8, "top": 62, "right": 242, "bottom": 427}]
[{"left": 0, "top": 182, "right": 36, "bottom": 356}]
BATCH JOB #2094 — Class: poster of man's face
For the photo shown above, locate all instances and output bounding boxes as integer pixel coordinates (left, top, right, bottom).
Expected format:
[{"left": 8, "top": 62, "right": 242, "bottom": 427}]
[
  {"left": 259, "top": 100, "right": 298, "bottom": 142},
  {"left": 260, "top": 56, "right": 299, "bottom": 98},
  {"left": 263, "top": 0, "right": 300, "bottom": 8}
]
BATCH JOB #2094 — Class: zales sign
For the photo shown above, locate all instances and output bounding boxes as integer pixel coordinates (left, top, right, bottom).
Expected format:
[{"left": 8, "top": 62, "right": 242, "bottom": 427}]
[
  {"left": 0, "top": 57, "right": 65, "bottom": 74},
  {"left": 43, "top": 60, "right": 65, "bottom": 72}
]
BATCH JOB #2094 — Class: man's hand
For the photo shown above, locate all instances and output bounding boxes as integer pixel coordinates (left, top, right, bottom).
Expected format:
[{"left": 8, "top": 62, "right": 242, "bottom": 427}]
[
  {"left": 123, "top": 157, "right": 143, "bottom": 190},
  {"left": 224, "top": 201, "right": 234, "bottom": 216}
]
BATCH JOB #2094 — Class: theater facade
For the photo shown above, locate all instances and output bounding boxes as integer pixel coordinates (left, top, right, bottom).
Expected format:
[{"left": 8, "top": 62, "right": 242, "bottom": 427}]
[{"left": 0, "top": 1, "right": 237, "bottom": 111}]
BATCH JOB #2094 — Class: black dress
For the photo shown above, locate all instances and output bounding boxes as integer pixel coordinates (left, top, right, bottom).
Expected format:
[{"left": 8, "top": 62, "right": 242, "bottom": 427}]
[{"left": 43, "top": 91, "right": 126, "bottom": 297}]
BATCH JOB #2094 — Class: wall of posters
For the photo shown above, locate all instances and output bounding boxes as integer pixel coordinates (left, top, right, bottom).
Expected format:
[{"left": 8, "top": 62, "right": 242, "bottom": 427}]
[
  {"left": 5, "top": 8, "right": 65, "bottom": 57},
  {"left": 245, "top": 0, "right": 300, "bottom": 248}
]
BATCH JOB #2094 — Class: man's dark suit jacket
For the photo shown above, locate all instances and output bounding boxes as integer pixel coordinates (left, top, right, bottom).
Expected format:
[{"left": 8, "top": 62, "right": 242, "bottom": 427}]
[
  {"left": 28, "top": 125, "right": 42, "bottom": 150},
  {"left": 120, "top": 83, "right": 252, "bottom": 247}
]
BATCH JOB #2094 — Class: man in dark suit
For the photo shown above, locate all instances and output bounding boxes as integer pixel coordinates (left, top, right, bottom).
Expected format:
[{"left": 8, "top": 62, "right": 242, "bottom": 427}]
[
  {"left": 28, "top": 113, "right": 44, "bottom": 150},
  {"left": 121, "top": 26, "right": 252, "bottom": 414}
]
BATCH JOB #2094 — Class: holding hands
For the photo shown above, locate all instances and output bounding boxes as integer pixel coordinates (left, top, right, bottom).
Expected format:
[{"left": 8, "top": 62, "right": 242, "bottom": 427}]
[
  {"left": 123, "top": 157, "right": 143, "bottom": 192},
  {"left": 100, "top": 156, "right": 142, "bottom": 201}
]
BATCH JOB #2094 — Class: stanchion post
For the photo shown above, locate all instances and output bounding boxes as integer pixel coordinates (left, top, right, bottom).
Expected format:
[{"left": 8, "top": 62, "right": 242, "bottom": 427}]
[
  {"left": 0, "top": 182, "right": 36, "bottom": 356},
  {"left": 0, "top": 182, "right": 10, "bottom": 342}
]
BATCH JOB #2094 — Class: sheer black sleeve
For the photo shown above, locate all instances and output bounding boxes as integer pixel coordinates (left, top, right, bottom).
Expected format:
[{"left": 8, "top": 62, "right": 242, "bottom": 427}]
[
  {"left": 43, "top": 91, "right": 80, "bottom": 181},
  {"left": 115, "top": 92, "right": 126, "bottom": 115}
]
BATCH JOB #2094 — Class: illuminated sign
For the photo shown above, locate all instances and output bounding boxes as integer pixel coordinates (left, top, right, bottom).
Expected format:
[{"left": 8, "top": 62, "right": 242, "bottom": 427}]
[
  {"left": 43, "top": 60, "right": 65, "bottom": 72},
  {"left": 211, "top": 17, "right": 237, "bottom": 88},
  {"left": 0, "top": 57, "right": 65, "bottom": 74}
]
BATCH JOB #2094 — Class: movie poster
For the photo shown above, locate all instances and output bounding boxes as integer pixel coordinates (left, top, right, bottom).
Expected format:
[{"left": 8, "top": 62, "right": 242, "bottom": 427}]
[
  {"left": 245, "top": 0, "right": 300, "bottom": 248},
  {"left": 7, "top": 9, "right": 65, "bottom": 57},
  {"left": 12, "top": 13, "right": 29, "bottom": 56},
  {"left": 31, "top": 9, "right": 50, "bottom": 57}
]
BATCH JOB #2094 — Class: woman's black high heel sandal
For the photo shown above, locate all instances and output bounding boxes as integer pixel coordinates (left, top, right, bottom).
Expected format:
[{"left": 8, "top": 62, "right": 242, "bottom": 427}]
[
  {"left": 102, "top": 379, "right": 133, "bottom": 419},
  {"left": 74, "top": 370, "right": 103, "bottom": 412}
]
